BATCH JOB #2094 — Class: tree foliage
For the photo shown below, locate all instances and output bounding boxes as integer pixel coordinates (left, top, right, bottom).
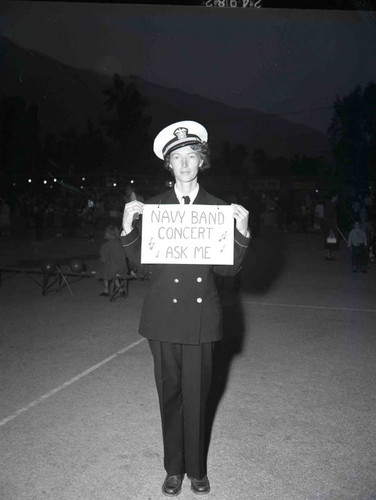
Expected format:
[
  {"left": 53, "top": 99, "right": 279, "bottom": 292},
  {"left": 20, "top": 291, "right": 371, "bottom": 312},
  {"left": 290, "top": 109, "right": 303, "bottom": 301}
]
[
  {"left": 101, "top": 74, "right": 152, "bottom": 168},
  {"left": 290, "top": 155, "right": 332, "bottom": 178},
  {"left": 249, "top": 148, "right": 331, "bottom": 179},
  {"left": 0, "top": 96, "right": 42, "bottom": 177},
  {"left": 44, "top": 119, "right": 109, "bottom": 174},
  {"left": 1, "top": 75, "right": 153, "bottom": 183},
  {"left": 217, "top": 141, "right": 248, "bottom": 175},
  {"left": 328, "top": 81, "right": 376, "bottom": 190}
]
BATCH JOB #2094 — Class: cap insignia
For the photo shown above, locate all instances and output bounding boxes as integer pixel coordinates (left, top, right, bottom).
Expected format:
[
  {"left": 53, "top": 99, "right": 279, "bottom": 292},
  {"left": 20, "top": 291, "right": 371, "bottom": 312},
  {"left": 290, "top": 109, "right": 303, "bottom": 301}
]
[{"left": 173, "top": 127, "right": 188, "bottom": 140}]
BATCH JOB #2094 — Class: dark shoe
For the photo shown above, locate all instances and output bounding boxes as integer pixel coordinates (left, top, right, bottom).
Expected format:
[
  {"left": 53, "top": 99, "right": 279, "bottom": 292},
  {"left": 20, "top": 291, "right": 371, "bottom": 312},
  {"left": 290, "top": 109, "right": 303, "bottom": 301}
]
[
  {"left": 162, "top": 474, "right": 184, "bottom": 497},
  {"left": 190, "top": 475, "right": 210, "bottom": 495},
  {"left": 110, "top": 288, "right": 127, "bottom": 302},
  {"left": 99, "top": 291, "right": 109, "bottom": 297}
]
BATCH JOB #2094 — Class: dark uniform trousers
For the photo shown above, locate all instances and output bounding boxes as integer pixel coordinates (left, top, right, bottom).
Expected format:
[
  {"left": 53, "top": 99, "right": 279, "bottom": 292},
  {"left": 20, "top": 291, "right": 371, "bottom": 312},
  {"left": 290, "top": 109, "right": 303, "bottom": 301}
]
[
  {"left": 148, "top": 339, "right": 215, "bottom": 479},
  {"left": 351, "top": 244, "right": 366, "bottom": 270}
]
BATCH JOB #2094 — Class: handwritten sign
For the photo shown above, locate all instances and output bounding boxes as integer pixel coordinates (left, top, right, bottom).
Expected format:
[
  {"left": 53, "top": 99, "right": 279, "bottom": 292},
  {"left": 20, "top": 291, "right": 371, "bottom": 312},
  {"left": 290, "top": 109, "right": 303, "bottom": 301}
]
[{"left": 141, "top": 204, "right": 234, "bottom": 265}]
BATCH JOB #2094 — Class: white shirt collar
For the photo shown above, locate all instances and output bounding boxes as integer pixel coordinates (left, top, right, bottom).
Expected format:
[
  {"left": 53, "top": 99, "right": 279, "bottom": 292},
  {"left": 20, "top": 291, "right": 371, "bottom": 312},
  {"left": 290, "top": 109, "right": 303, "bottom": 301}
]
[{"left": 174, "top": 184, "right": 199, "bottom": 204}]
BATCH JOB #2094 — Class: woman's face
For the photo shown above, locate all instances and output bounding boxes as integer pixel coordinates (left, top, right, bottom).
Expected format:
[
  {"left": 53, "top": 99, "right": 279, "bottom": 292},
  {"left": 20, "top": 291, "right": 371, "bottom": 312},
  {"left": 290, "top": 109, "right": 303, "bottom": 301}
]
[{"left": 168, "top": 145, "right": 203, "bottom": 184}]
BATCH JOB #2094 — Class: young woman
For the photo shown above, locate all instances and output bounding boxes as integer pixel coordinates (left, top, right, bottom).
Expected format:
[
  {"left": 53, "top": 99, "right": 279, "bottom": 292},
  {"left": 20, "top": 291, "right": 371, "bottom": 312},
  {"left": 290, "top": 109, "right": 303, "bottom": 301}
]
[{"left": 121, "top": 121, "right": 250, "bottom": 496}]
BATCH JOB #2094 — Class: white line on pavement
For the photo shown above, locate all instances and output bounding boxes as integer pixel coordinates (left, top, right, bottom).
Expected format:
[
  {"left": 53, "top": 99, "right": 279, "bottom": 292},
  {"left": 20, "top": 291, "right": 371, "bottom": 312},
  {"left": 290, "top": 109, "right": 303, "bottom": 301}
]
[
  {"left": 0, "top": 337, "right": 146, "bottom": 429},
  {"left": 242, "top": 300, "right": 376, "bottom": 313}
]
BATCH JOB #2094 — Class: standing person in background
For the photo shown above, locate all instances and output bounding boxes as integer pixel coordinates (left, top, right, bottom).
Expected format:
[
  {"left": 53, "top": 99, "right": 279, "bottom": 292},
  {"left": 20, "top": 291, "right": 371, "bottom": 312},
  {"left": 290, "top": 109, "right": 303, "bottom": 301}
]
[
  {"left": 79, "top": 198, "right": 96, "bottom": 241},
  {"left": 66, "top": 197, "right": 78, "bottom": 237},
  {"left": 323, "top": 194, "right": 339, "bottom": 260},
  {"left": 99, "top": 225, "right": 129, "bottom": 298},
  {"left": 0, "top": 198, "right": 11, "bottom": 236},
  {"left": 31, "top": 197, "right": 45, "bottom": 240},
  {"left": 121, "top": 121, "right": 250, "bottom": 497},
  {"left": 347, "top": 221, "right": 368, "bottom": 273},
  {"left": 54, "top": 199, "right": 64, "bottom": 238},
  {"left": 44, "top": 201, "right": 55, "bottom": 238},
  {"left": 351, "top": 195, "right": 361, "bottom": 221},
  {"left": 124, "top": 184, "right": 144, "bottom": 204}
]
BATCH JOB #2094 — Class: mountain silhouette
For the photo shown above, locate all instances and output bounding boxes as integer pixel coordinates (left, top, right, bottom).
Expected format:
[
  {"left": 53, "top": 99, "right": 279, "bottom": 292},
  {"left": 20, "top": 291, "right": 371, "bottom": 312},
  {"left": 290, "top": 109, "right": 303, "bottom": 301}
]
[{"left": 0, "top": 36, "right": 331, "bottom": 160}]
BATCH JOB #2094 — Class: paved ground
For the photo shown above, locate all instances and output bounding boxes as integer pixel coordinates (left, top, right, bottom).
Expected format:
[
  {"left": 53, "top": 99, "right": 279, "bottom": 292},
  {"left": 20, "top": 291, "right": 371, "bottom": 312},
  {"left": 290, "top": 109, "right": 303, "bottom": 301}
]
[{"left": 0, "top": 231, "right": 375, "bottom": 500}]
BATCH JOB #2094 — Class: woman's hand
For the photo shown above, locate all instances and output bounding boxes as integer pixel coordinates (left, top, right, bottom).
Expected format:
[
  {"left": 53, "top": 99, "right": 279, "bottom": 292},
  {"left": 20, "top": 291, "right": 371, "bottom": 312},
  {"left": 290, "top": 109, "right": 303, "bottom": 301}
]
[
  {"left": 231, "top": 203, "right": 250, "bottom": 237},
  {"left": 122, "top": 200, "right": 144, "bottom": 234}
]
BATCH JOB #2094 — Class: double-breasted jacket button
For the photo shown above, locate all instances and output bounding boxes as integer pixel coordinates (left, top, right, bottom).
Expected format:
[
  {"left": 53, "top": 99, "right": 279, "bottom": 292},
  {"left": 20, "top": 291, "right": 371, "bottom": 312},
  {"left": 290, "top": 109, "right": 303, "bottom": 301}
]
[
  {"left": 197, "top": 277, "right": 202, "bottom": 283},
  {"left": 172, "top": 298, "right": 178, "bottom": 304},
  {"left": 174, "top": 278, "right": 179, "bottom": 283},
  {"left": 196, "top": 297, "right": 202, "bottom": 304}
]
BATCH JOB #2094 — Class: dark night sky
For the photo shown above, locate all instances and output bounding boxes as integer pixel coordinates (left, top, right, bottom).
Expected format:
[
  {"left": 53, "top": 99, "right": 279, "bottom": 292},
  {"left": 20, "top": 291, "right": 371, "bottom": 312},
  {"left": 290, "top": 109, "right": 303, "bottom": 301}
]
[{"left": 1, "top": 1, "right": 376, "bottom": 132}]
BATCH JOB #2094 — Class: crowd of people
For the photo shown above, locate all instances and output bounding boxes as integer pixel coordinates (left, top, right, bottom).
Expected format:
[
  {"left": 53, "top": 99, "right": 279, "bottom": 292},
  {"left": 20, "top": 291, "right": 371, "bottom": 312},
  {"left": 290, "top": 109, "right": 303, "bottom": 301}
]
[
  {"left": 240, "top": 188, "right": 373, "bottom": 236},
  {"left": 0, "top": 184, "right": 147, "bottom": 241},
  {"left": 1, "top": 183, "right": 374, "bottom": 270}
]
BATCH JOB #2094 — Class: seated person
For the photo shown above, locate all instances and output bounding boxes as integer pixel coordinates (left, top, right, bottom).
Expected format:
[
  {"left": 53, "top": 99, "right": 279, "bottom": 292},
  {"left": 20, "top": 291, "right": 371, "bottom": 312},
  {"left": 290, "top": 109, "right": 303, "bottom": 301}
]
[{"left": 99, "top": 225, "right": 129, "bottom": 297}]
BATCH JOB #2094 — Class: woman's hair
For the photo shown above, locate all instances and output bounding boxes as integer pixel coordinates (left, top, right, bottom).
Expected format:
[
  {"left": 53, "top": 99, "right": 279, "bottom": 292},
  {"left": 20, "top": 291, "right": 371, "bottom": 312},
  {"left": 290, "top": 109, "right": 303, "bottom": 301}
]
[
  {"left": 164, "top": 141, "right": 210, "bottom": 171},
  {"left": 104, "top": 225, "right": 120, "bottom": 240}
]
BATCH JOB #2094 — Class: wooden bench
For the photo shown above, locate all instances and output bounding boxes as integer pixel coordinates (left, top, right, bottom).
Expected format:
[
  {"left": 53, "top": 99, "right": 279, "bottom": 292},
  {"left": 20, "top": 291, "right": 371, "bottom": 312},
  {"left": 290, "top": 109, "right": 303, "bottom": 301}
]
[
  {"left": 0, "top": 266, "right": 137, "bottom": 297},
  {"left": 0, "top": 266, "right": 96, "bottom": 296}
]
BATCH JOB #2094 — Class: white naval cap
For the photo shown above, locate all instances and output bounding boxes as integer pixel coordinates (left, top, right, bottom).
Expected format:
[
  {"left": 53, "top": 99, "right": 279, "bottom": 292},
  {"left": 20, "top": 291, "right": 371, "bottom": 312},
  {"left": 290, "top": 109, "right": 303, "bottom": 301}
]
[{"left": 153, "top": 120, "right": 208, "bottom": 160}]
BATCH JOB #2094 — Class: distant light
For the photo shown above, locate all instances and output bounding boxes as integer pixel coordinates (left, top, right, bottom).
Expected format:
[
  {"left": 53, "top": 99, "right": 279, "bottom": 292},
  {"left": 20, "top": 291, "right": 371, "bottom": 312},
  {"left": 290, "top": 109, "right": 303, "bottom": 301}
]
[
  {"left": 13, "top": 182, "right": 16, "bottom": 187},
  {"left": 43, "top": 180, "right": 47, "bottom": 185},
  {"left": 315, "top": 189, "right": 319, "bottom": 193},
  {"left": 28, "top": 178, "right": 32, "bottom": 183},
  {"left": 82, "top": 177, "right": 85, "bottom": 181},
  {"left": 113, "top": 182, "right": 117, "bottom": 187},
  {"left": 50, "top": 185, "right": 53, "bottom": 189},
  {"left": 130, "top": 179, "right": 134, "bottom": 184},
  {"left": 53, "top": 178, "right": 57, "bottom": 182},
  {"left": 80, "top": 186, "right": 84, "bottom": 189}
]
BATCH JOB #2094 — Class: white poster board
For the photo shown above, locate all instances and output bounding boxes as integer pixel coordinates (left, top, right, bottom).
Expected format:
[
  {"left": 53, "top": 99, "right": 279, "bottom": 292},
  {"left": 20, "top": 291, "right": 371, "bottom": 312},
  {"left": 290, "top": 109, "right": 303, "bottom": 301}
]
[{"left": 141, "top": 204, "right": 234, "bottom": 265}]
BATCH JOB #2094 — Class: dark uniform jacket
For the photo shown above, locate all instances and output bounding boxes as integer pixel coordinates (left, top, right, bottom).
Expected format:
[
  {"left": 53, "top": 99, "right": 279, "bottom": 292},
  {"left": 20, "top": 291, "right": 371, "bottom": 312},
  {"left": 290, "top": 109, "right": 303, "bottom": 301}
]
[{"left": 120, "top": 186, "right": 250, "bottom": 345}]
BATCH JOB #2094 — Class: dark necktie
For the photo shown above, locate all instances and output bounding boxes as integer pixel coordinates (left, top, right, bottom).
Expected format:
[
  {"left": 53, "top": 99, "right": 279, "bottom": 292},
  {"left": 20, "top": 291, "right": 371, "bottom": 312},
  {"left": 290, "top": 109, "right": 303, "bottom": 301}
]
[{"left": 183, "top": 196, "right": 190, "bottom": 204}]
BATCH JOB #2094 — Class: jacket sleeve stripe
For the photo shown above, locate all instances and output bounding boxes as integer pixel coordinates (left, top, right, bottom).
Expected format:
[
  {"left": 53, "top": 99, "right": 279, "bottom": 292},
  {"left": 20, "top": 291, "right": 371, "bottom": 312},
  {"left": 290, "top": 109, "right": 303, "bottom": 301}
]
[{"left": 122, "top": 234, "right": 140, "bottom": 247}]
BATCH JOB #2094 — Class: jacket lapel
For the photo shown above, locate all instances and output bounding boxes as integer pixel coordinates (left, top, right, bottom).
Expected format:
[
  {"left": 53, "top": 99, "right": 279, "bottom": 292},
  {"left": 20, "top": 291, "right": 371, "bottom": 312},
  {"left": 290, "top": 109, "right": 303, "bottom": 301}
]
[
  {"left": 193, "top": 186, "right": 208, "bottom": 204},
  {"left": 160, "top": 188, "right": 179, "bottom": 204}
]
